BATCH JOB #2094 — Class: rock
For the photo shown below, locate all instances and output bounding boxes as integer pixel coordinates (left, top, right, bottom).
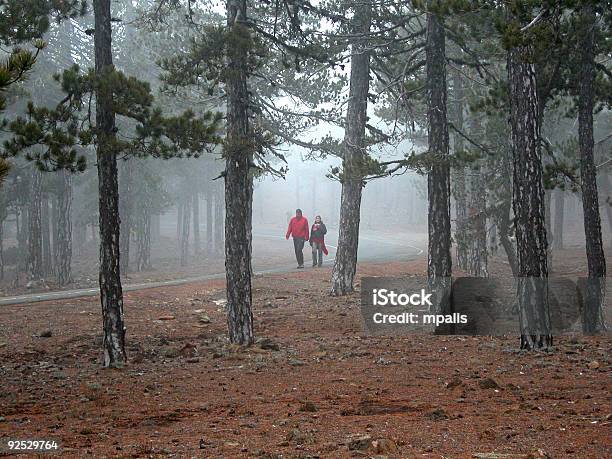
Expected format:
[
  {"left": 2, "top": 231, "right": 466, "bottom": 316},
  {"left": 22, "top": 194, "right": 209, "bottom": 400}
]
[
  {"left": 372, "top": 438, "right": 397, "bottom": 454},
  {"left": 199, "top": 315, "right": 211, "bottom": 324},
  {"left": 429, "top": 408, "right": 448, "bottom": 421},
  {"left": 286, "top": 428, "right": 307, "bottom": 444},
  {"left": 299, "top": 401, "right": 318, "bottom": 412},
  {"left": 528, "top": 448, "right": 550, "bottom": 458},
  {"left": 445, "top": 377, "right": 462, "bottom": 389},
  {"left": 158, "top": 315, "right": 176, "bottom": 321},
  {"left": 289, "top": 359, "right": 305, "bottom": 366},
  {"left": 348, "top": 435, "right": 372, "bottom": 451},
  {"left": 587, "top": 360, "right": 600, "bottom": 370},
  {"left": 258, "top": 338, "right": 280, "bottom": 351},
  {"left": 39, "top": 330, "right": 53, "bottom": 338},
  {"left": 179, "top": 342, "right": 197, "bottom": 357},
  {"left": 52, "top": 371, "right": 67, "bottom": 380},
  {"left": 478, "top": 377, "right": 500, "bottom": 389},
  {"left": 186, "top": 357, "right": 200, "bottom": 363},
  {"left": 161, "top": 347, "right": 179, "bottom": 358},
  {"left": 0, "top": 416, "right": 5, "bottom": 422}
]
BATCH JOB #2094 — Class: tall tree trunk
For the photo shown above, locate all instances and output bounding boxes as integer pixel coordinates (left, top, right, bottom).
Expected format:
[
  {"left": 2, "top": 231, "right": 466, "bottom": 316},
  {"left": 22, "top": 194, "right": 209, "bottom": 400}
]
[
  {"left": 468, "top": 168, "right": 488, "bottom": 277},
  {"left": 425, "top": 5, "right": 452, "bottom": 312},
  {"left": 224, "top": 0, "right": 254, "bottom": 345},
  {"left": 180, "top": 195, "right": 191, "bottom": 266},
  {"left": 119, "top": 159, "right": 133, "bottom": 273},
  {"left": 214, "top": 182, "right": 224, "bottom": 255},
  {"left": 544, "top": 189, "right": 553, "bottom": 270},
  {"left": 206, "top": 187, "right": 213, "bottom": 252},
  {"left": 136, "top": 207, "right": 151, "bottom": 272},
  {"left": 507, "top": 43, "right": 551, "bottom": 349},
  {"left": 451, "top": 69, "right": 468, "bottom": 271},
  {"left": 41, "top": 193, "right": 53, "bottom": 277},
  {"left": 55, "top": 170, "right": 72, "bottom": 286},
  {"left": 553, "top": 188, "right": 565, "bottom": 250},
  {"left": 578, "top": 3, "right": 606, "bottom": 334},
  {"left": 467, "top": 115, "right": 488, "bottom": 277},
  {"left": 603, "top": 173, "right": 612, "bottom": 248},
  {"left": 27, "top": 168, "right": 43, "bottom": 281},
  {"left": 50, "top": 193, "right": 58, "bottom": 270},
  {"left": 192, "top": 191, "right": 200, "bottom": 255},
  {"left": 330, "top": 2, "right": 371, "bottom": 296},
  {"left": 176, "top": 201, "right": 183, "bottom": 243},
  {"left": 18, "top": 207, "right": 28, "bottom": 273},
  {"left": 151, "top": 213, "right": 160, "bottom": 241},
  {"left": 94, "top": 0, "right": 126, "bottom": 367},
  {"left": 0, "top": 220, "right": 4, "bottom": 280}
]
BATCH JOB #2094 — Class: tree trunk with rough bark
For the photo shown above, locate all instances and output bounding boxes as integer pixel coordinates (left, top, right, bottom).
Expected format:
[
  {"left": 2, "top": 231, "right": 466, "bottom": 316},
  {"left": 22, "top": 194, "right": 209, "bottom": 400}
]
[
  {"left": 553, "top": 188, "right": 564, "bottom": 250},
  {"left": 467, "top": 115, "right": 487, "bottom": 277},
  {"left": 451, "top": 69, "right": 468, "bottom": 271},
  {"left": 41, "top": 193, "right": 53, "bottom": 276},
  {"left": 135, "top": 209, "right": 151, "bottom": 272},
  {"left": 192, "top": 191, "right": 200, "bottom": 255},
  {"left": 507, "top": 43, "right": 552, "bottom": 349},
  {"left": 176, "top": 201, "right": 183, "bottom": 243},
  {"left": 180, "top": 195, "right": 191, "bottom": 266},
  {"left": 119, "top": 159, "right": 133, "bottom": 273},
  {"left": 544, "top": 189, "right": 553, "bottom": 270},
  {"left": 214, "top": 182, "right": 224, "bottom": 254},
  {"left": 425, "top": 6, "right": 452, "bottom": 312},
  {"left": 17, "top": 207, "right": 28, "bottom": 273},
  {"left": 27, "top": 169, "right": 43, "bottom": 281},
  {"left": 603, "top": 174, "right": 612, "bottom": 249},
  {"left": 206, "top": 187, "right": 213, "bottom": 252},
  {"left": 224, "top": 0, "right": 254, "bottom": 345},
  {"left": 330, "top": 2, "right": 371, "bottom": 296},
  {"left": 578, "top": 3, "right": 606, "bottom": 334},
  {"left": 55, "top": 170, "right": 72, "bottom": 286},
  {"left": 94, "top": 0, "right": 126, "bottom": 367},
  {"left": 0, "top": 219, "right": 4, "bottom": 280},
  {"left": 468, "top": 168, "right": 488, "bottom": 277}
]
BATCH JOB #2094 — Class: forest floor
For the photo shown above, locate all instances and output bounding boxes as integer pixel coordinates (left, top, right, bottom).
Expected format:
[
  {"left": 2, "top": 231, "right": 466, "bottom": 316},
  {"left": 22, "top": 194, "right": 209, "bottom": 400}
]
[{"left": 0, "top": 255, "right": 610, "bottom": 458}]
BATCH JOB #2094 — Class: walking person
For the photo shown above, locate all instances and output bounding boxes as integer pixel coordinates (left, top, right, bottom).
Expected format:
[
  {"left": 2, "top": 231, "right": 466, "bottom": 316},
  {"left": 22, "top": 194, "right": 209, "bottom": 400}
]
[
  {"left": 310, "top": 215, "right": 328, "bottom": 267},
  {"left": 285, "top": 209, "right": 309, "bottom": 268}
]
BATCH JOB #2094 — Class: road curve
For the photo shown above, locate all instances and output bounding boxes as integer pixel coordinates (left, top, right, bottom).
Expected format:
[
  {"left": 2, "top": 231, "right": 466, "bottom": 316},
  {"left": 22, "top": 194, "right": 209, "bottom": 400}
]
[{"left": 0, "top": 230, "right": 425, "bottom": 306}]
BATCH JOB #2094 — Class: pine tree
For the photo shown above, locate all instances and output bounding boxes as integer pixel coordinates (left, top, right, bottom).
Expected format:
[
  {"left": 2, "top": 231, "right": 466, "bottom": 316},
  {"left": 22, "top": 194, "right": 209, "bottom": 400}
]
[
  {"left": 577, "top": 1, "right": 606, "bottom": 334},
  {"left": 425, "top": 1, "right": 452, "bottom": 311},
  {"left": 330, "top": 2, "right": 372, "bottom": 296},
  {"left": 223, "top": 0, "right": 255, "bottom": 344},
  {"left": 505, "top": 10, "right": 552, "bottom": 350},
  {"left": 93, "top": 0, "right": 127, "bottom": 367}
]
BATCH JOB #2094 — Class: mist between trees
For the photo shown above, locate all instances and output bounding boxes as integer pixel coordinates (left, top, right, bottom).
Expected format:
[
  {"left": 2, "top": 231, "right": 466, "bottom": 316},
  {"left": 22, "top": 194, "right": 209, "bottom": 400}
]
[{"left": 0, "top": 0, "right": 610, "bottom": 365}]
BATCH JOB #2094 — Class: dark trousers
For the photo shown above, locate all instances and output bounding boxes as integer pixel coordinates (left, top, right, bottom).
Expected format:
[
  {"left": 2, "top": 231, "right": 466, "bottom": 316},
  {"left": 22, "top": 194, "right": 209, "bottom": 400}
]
[{"left": 293, "top": 237, "right": 305, "bottom": 266}]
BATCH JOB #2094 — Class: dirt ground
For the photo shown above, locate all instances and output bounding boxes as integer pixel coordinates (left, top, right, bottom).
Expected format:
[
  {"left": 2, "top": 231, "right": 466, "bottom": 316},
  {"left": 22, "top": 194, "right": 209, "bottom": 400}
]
[{"left": 0, "top": 257, "right": 610, "bottom": 458}]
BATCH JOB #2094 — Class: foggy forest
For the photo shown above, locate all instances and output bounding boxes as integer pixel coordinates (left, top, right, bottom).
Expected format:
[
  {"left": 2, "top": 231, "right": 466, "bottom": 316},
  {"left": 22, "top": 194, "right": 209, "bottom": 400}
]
[{"left": 0, "top": 0, "right": 610, "bottom": 457}]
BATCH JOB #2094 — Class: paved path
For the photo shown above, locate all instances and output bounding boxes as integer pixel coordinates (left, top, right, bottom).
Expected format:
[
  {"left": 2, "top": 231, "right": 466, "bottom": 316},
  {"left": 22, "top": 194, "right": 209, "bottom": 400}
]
[{"left": 0, "top": 229, "right": 425, "bottom": 306}]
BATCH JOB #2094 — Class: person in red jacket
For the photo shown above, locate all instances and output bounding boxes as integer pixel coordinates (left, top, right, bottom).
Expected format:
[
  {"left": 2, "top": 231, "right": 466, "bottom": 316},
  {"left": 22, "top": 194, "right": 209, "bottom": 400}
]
[{"left": 285, "top": 208, "right": 309, "bottom": 268}]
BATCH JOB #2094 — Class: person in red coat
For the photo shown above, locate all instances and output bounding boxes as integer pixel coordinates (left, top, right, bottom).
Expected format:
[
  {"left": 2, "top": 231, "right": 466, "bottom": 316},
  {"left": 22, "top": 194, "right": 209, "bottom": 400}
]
[{"left": 285, "top": 209, "right": 309, "bottom": 268}]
